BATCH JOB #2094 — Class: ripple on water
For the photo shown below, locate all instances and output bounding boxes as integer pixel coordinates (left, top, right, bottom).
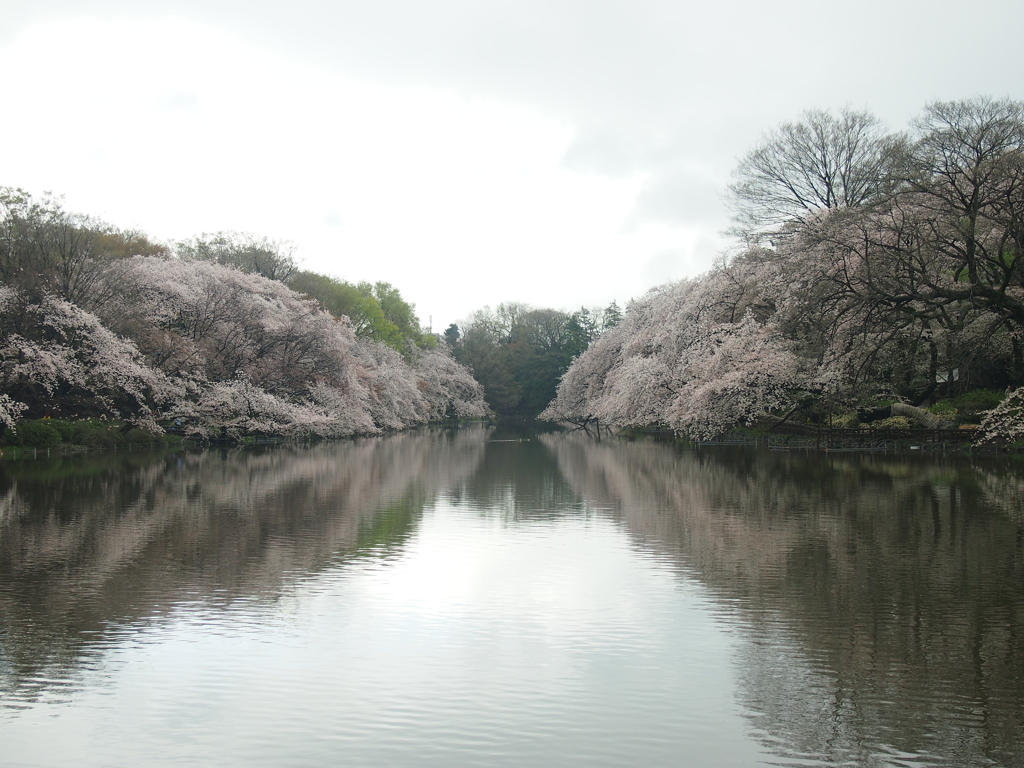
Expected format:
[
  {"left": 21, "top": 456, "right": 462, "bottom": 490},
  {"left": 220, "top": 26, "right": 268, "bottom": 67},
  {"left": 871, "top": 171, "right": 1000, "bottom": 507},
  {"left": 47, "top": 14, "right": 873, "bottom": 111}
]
[{"left": 1, "top": 439, "right": 1023, "bottom": 768}]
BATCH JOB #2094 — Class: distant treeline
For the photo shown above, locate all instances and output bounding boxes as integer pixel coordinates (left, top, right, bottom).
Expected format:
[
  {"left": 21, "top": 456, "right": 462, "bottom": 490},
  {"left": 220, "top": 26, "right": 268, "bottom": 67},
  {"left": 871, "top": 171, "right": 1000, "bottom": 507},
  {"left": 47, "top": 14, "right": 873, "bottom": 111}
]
[
  {"left": 443, "top": 301, "right": 622, "bottom": 419},
  {"left": 0, "top": 190, "right": 488, "bottom": 443}
]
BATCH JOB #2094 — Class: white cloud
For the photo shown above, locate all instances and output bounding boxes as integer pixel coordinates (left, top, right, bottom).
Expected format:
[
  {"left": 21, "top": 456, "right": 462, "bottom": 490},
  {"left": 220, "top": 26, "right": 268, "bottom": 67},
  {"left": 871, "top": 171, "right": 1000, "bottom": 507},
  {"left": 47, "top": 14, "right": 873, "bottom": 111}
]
[
  {"left": 1, "top": 15, "right": 717, "bottom": 327},
  {"left": 4, "top": 1, "right": 1023, "bottom": 327}
]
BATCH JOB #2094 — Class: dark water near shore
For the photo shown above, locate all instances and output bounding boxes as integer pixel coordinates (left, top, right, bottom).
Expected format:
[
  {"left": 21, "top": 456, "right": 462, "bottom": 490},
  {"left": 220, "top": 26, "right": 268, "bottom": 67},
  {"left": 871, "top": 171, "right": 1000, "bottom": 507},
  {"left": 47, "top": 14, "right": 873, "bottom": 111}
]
[{"left": 1, "top": 427, "right": 1022, "bottom": 767}]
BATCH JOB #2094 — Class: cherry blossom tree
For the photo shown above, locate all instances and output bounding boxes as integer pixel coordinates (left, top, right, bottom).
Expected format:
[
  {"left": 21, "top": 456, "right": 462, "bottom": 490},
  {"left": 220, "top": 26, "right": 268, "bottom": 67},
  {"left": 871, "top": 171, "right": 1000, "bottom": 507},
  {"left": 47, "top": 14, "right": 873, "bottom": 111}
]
[
  {"left": 0, "top": 283, "right": 173, "bottom": 427},
  {"left": 169, "top": 374, "right": 331, "bottom": 439},
  {"left": 978, "top": 389, "right": 1024, "bottom": 444},
  {"left": 766, "top": 104, "right": 1024, "bottom": 410},
  {"left": 542, "top": 266, "right": 805, "bottom": 439},
  {"left": 1, "top": 191, "right": 486, "bottom": 439},
  {"left": 99, "top": 256, "right": 361, "bottom": 392},
  {"left": 663, "top": 315, "right": 802, "bottom": 439},
  {"left": 0, "top": 394, "right": 27, "bottom": 433},
  {"left": 91, "top": 256, "right": 486, "bottom": 438},
  {"left": 349, "top": 340, "right": 427, "bottom": 431},
  {"left": 546, "top": 98, "right": 1024, "bottom": 441},
  {"left": 537, "top": 321, "right": 626, "bottom": 429},
  {"left": 414, "top": 347, "right": 490, "bottom": 421}
]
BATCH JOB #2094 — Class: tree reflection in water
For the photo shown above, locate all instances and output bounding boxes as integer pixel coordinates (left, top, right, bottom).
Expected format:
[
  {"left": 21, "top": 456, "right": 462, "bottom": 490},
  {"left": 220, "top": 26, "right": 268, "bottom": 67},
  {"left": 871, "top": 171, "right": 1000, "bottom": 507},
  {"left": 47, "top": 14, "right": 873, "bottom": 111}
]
[
  {"left": 542, "top": 433, "right": 1024, "bottom": 767},
  {"left": 0, "top": 426, "right": 489, "bottom": 705},
  {"left": 2, "top": 429, "right": 1023, "bottom": 767}
]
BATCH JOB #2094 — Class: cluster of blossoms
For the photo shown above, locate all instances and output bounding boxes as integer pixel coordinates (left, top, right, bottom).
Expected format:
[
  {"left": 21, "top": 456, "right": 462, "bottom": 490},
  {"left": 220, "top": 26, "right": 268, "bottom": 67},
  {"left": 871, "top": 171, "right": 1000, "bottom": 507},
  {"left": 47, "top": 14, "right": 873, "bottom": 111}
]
[
  {"left": 544, "top": 98, "right": 1024, "bottom": 442},
  {"left": 540, "top": 267, "right": 803, "bottom": 440},
  {"left": 0, "top": 257, "right": 487, "bottom": 438}
]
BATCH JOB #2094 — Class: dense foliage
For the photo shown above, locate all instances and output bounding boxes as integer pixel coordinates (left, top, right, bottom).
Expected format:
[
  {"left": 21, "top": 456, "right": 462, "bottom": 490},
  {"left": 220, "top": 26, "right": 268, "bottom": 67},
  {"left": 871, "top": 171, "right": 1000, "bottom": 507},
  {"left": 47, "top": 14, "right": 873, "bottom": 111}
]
[
  {"left": 287, "top": 271, "right": 435, "bottom": 354},
  {"left": 543, "top": 97, "right": 1024, "bottom": 442},
  {"left": 0, "top": 192, "right": 487, "bottom": 441},
  {"left": 449, "top": 302, "right": 621, "bottom": 418}
]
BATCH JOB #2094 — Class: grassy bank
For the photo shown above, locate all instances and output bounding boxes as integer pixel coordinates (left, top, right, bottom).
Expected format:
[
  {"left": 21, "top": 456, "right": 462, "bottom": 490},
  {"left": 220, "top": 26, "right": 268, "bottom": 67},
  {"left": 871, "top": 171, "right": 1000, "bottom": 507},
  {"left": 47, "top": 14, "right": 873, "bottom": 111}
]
[{"left": 0, "top": 418, "right": 182, "bottom": 458}]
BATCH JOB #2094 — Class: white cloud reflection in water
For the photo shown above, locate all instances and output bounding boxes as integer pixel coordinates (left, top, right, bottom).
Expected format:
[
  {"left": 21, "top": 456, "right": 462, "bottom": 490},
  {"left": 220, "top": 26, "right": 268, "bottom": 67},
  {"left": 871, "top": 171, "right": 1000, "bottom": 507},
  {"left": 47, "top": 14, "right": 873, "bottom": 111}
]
[
  {"left": 6, "top": 435, "right": 1020, "bottom": 767},
  {"left": 1, "top": 499, "right": 758, "bottom": 768}
]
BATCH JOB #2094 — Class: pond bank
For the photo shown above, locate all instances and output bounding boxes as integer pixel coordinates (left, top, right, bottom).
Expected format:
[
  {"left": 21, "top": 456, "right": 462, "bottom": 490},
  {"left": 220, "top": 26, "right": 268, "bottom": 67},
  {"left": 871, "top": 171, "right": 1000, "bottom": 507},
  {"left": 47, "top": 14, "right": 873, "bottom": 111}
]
[{"left": 609, "top": 424, "right": 1012, "bottom": 454}]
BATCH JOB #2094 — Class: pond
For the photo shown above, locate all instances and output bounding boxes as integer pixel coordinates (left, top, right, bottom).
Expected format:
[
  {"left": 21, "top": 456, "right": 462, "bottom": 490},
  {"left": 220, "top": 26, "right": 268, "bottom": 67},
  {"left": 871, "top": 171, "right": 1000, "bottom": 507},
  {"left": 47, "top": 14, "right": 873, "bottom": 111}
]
[{"left": 1, "top": 427, "right": 1022, "bottom": 767}]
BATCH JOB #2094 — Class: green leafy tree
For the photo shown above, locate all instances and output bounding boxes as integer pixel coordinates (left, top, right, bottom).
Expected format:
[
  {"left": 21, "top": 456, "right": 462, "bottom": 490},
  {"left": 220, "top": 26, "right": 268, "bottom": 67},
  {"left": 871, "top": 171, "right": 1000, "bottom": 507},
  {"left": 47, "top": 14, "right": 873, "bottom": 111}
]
[
  {"left": 288, "top": 271, "right": 402, "bottom": 346},
  {"left": 443, "top": 323, "right": 460, "bottom": 348},
  {"left": 455, "top": 303, "right": 599, "bottom": 418},
  {"left": 457, "top": 318, "right": 521, "bottom": 413},
  {"left": 289, "top": 273, "right": 435, "bottom": 355},
  {"left": 601, "top": 301, "right": 623, "bottom": 330},
  {"left": 359, "top": 281, "right": 435, "bottom": 352}
]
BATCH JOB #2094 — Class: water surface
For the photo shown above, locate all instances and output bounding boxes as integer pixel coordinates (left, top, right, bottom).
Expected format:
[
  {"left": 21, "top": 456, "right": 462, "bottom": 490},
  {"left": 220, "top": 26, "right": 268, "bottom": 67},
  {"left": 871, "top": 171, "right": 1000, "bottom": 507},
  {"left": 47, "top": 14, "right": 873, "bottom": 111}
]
[{"left": 1, "top": 428, "right": 1022, "bottom": 767}]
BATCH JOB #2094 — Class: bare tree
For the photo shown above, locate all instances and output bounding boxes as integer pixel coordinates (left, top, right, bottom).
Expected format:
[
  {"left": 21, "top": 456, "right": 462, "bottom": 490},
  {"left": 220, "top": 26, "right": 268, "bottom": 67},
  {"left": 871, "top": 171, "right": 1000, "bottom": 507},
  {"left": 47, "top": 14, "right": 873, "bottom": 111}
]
[
  {"left": 176, "top": 231, "right": 298, "bottom": 282},
  {"left": 727, "top": 107, "right": 900, "bottom": 241},
  {"left": 810, "top": 99, "right": 1024, "bottom": 336},
  {"left": 0, "top": 187, "right": 145, "bottom": 307}
]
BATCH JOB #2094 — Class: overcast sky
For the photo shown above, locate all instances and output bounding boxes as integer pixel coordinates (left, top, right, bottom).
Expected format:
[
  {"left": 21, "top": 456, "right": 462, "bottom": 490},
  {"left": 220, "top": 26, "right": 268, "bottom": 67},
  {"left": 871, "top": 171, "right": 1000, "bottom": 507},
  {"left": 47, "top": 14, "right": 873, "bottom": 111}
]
[{"left": 2, "top": 1, "right": 1023, "bottom": 330}]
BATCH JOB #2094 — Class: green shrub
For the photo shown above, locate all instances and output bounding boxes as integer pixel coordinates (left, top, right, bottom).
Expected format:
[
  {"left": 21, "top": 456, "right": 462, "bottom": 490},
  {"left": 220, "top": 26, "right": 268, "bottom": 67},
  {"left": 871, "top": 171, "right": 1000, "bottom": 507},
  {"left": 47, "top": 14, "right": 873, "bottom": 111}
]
[
  {"left": 1, "top": 418, "right": 178, "bottom": 451},
  {"left": 954, "top": 389, "right": 1005, "bottom": 423},
  {"left": 122, "top": 427, "right": 162, "bottom": 445},
  {"left": 865, "top": 415, "right": 914, "bottom": 430},
  {"left": 33, "top": 419, "right": 123, "bottom": 448},
  {"left": 48, "top": 419, "right": 78, "bottom": 442},
  {"left": 16, "top": 420, "right": 63, "bottom": 447},
  {"left": 865, "top": 397, "right": 897, "bottom": 408},
  {"left": 69, "top": 420, "right": 117, "bottom": 448},
  {"left": 929, "top": 400, "right": 959, "bottom": 421},
  {"left": 831, "top": 412, "right": 860, "bottom": 429}
]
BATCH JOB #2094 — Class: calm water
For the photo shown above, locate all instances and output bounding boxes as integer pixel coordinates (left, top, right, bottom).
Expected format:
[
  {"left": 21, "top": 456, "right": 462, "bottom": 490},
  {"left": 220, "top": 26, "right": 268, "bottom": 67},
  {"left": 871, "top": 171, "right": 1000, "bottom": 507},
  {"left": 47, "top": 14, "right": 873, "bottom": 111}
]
[{"left": 1, "top": 427, "right": 1022, "bottom": 767}]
